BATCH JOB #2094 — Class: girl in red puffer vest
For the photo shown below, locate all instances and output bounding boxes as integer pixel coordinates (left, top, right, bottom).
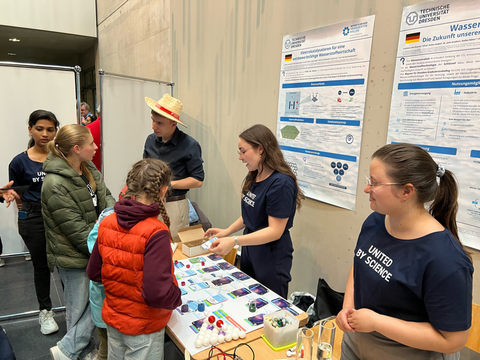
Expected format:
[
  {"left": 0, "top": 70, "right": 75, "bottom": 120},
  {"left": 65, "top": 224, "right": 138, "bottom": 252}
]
[{"left": 87, "top": 158, "right": 181, "bottom": 360}]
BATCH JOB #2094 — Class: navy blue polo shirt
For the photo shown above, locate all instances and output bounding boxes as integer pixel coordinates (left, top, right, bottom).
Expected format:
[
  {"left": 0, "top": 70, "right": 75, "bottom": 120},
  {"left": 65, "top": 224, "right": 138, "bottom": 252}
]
[
  {"left": 9, "top": 151, "right": 45, "bottom": 203},
  {"left": 143, "top": 128, "right": 204, "bottom": 196},
  {"left": 354, "top": 212, "right": 473, "bottom": 332},
  {"left": 241, "top": 171, "right": 297, "bottom": 234}
]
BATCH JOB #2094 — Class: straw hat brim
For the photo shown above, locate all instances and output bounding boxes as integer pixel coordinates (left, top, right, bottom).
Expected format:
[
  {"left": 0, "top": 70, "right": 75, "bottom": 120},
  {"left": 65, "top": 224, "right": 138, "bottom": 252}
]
[{"left": 145, "top": 97, "right": 187, "bottom": 128}]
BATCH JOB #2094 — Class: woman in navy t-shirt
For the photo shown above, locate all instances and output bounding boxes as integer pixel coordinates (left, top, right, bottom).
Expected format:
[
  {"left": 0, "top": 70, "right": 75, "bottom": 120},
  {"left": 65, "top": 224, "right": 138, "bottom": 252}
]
[
  {"left": 337, "top": 143, "right": 473, "bottom": 359},
  {"left": 207, "top": 124, "right": 304, "bottom": 298},
  {"left": 7, "top": 110, "right": 60, "bottom": 335}
]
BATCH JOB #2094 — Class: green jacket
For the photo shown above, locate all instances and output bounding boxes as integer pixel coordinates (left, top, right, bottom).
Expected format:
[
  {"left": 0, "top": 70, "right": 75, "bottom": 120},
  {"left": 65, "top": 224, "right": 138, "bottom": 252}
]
[{"left": 41, "top": 154, "right": 115, "bottom": 271}]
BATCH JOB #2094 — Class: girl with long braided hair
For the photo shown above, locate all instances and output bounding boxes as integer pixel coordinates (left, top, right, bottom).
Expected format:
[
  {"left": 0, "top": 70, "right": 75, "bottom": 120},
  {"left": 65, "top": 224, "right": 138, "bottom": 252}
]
[{"left": 87, "top": 158, "right": 181, "bottom": 360}]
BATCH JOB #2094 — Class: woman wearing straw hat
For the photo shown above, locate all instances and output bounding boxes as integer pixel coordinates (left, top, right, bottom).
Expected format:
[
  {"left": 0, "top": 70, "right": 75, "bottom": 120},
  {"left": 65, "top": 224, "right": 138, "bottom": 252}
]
[{"left": 143, "top": 94, "right": 205, "bottom": 241}]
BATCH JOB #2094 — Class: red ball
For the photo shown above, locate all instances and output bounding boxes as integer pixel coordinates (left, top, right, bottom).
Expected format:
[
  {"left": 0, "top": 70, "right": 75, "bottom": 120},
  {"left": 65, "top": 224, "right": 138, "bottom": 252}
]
[
  {"left": 201, "top": 261, "right": 205, "bottom": 266},
  {"left": 208, "top": 315, "right": 216, "bottom": 324},
  {"left": 186, "top": 264, "right": 191, "bottom": 269},
  {"left": 174, "top": 260, "right": 178, "bottom": 265},
  {"left": 216, "top": 320, "right": 224, "bottom": 328},
  {"left": 181, "top": 281, "right": 185, "bottom": 286}
]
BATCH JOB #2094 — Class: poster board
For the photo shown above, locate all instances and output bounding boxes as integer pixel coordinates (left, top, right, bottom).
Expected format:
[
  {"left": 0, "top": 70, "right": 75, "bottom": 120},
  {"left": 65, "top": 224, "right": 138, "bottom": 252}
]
[
  {"left": 276, "top": 16, "right": 375, "bottom": 210},
  {"left": 102, "top": 75, "right": 172, "bottom": 199},
  {"left": 387, "top": 0, "right": 480, "bottom": 250},
  {"left": 0, "top": 65, "right": 77, "bottom": 253}
]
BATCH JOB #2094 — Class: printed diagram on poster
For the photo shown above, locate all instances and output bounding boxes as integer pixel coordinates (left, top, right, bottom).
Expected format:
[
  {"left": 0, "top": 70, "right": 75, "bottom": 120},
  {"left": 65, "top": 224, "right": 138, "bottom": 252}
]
[
  {"left": 277, "top": 15, "right": 375, "bottom": 210},
  {"left": 167, "top": 255, "right": 302, "bottom": 356},
  {"left": 387, "top": 0, "right": 480, "bottom": 250}
]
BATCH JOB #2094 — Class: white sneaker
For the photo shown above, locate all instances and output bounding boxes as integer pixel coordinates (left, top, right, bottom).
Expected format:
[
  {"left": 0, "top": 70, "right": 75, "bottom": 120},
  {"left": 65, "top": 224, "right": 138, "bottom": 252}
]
[
  {"left": 25, "top": 254, "right": 31, "bottom": 261},
  {"left": 39, "top": 309, "right": 59, "bottom": 335},
  {"left": 0, "top": 258, "right": 5, "bottom": 267},
  {"left": 80, "top": 349, "right": 98, "bottom": 360},
  {"left": 49, "top": 345, "right": 70, "bottom": 360}
]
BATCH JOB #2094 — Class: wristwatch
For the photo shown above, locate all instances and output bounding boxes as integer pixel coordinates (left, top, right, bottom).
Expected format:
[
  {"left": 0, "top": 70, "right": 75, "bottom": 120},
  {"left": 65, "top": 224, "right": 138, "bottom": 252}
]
[{"left": 234, "top": 236, "right": 239, "bottom": 247}]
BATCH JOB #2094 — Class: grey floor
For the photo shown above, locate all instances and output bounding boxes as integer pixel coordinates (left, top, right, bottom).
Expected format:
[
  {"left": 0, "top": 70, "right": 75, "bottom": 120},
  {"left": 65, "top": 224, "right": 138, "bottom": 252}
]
[
  {"left": 0, "top": 256, "right": 183, "bottom": 360},
  {"left": 0, "top": 256, "right": 67, "bottom": 360}
]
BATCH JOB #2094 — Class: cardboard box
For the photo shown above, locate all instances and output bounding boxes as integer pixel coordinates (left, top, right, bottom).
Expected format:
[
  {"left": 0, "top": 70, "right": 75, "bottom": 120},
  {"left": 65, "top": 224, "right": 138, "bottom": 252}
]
[{"left": 179, "top": 225, "right": 210, "bottom": 257}]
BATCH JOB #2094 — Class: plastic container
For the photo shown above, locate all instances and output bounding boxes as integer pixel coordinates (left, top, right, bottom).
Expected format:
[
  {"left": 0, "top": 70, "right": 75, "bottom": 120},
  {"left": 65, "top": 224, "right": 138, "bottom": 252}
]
[{"left": 263, "top": 310, "right": 299, "bottom": 349}]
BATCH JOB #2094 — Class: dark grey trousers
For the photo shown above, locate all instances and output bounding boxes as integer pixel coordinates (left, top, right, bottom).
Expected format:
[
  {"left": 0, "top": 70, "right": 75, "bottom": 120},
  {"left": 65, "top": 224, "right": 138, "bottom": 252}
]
[{"left": 341, "top": 330, "right": 460, "bottom": 360}]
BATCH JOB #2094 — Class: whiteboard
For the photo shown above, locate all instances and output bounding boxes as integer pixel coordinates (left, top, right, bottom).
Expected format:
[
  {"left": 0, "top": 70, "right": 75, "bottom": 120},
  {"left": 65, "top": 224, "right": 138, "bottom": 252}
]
[
  {"left": 102, "top": 75, "right": 172, "bottom": 199},
  {"left": 0, "top": 66, "right": 77, "bottom": 254}
]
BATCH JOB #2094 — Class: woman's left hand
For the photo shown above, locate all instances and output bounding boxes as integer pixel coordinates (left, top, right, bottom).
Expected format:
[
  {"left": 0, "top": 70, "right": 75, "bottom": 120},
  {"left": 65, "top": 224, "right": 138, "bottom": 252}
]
[
  {"left": 1, "top": 181, "right": 20, "bottom": 208},
  {"left": 209, "top": 237, "right": 235, "bottom": 255},
  {"left": 347, "top": 308, "right": 380, "bottom": 333}
]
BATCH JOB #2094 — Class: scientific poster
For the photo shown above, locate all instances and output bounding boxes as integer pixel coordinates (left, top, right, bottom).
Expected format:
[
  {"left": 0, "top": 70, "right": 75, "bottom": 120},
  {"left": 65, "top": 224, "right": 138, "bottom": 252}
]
[
  {"left": 276, "top": 15, "right": 375, "bottom": 210},
  {"left": 387, "top": 0, "right": 480, "bottom": 249}
]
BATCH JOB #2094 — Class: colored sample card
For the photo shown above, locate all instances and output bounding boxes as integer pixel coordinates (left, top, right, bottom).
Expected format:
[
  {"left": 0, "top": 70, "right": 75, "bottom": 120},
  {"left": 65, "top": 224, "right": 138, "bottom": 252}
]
[
  {"left": 211, "top": 276, "right": 233, "bottom": 286},
  {"left": 228, "top": 288, "right": 251, "bottom": 298},
  {"left": 201, "top": 237, "right": 217, "bottom": 250},
  {"left": 285, "top": 307, "right": 299, "bottom": 316},
  {"left": 248, "top": 283, "right": 268, "bottom": 295},
  {"left": 231, "top": 271, "right": 250, "bottom": 281},
  {"left": 217, "top": 262, "right": 235, "bottom": 270},
  {"left": 188, "top": 301, "right": 199, "bottom": 311},
  {"left": 271, "top": 297, "right": 298, "bottom": 315},
  {"left": 205, "top": 294, "right": 228, "bottom": 306},
  {"left": 191, "top": 318, "right": 205, "bottom": 331},
  {"left": 208, "top": 254, "right": 223, "bottom": 261},
  {"left": 189, "top": 282, "right": 210, "bottom": 292},
  {"left": 177, "top": 269, "right": 196, "bottom": 278},
  {"left": 245, "top": 314, "right": 264, "bottom": 326},
  {"left": 271, "top": 297, "right": 291, "bottom": 309},
  {"left": 174, "top": 261, "right": 185, "bottom": 269},
  {"left": 201, "top": 265, "right": 220, "bottom": 273},
  {"left": 189, "top": 257, "right": 206, "bottom": 264}
]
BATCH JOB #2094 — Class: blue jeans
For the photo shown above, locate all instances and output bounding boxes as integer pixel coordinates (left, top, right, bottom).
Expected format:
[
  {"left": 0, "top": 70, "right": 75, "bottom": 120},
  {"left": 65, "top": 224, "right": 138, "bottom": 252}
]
[
  {"left": 106, "top": 324, "right": 165, "bottom": 360},
  {"left": 58, "top": 268, "right": 96, "bottom": 359}
]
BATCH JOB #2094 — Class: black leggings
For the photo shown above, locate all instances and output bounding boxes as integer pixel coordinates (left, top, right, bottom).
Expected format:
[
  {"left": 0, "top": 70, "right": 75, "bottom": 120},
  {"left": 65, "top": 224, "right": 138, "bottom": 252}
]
[{"left": 18, "top": 201, "right": 52, "bottom": 311}]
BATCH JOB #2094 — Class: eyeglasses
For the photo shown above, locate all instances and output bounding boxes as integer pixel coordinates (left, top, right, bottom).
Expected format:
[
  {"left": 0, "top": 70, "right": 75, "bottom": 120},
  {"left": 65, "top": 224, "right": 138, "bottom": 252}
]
[
  {"left": 237, "top": 147, "right": 252, "bottom": 156},
  {"left": 365, "top": 176, "right": 402, "bottom": 188}
]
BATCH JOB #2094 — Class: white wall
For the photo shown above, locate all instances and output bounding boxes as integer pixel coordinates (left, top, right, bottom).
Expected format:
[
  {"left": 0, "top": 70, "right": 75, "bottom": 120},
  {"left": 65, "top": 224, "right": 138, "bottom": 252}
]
[
  {"left": 97, "top": 0, "right": 171, "bottom": 81},
  {"left": 0, "top": 0, "right": 97, "bottom": 37}
]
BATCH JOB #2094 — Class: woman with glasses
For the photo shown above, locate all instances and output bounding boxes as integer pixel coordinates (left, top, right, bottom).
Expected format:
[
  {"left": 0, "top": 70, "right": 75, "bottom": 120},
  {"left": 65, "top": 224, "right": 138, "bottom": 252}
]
[
  {"left": 205, "top": 124, "right": 304, "bottom": 299},
  {"left": 337, "top": 143, "right": 473, "bottom": 359}
]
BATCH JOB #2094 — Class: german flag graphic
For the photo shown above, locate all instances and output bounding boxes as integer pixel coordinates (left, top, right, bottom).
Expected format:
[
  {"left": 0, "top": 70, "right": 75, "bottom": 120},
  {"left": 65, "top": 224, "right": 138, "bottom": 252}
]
[
  {"left": 405, "top": 32, "right": 420, "bottom": 44},
  {"left": 285, "top": 54, "right": 292, "bottom": 62}
]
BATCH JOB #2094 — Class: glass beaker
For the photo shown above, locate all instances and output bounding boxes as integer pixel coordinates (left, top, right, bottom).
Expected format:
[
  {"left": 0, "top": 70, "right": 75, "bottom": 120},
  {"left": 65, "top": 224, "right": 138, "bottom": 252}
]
[
  {"left": 317, "top": 319, "right": 336, "bottom": 360},
  {"left": 296, "top": 327, "right": 314, "bottom": 360}
]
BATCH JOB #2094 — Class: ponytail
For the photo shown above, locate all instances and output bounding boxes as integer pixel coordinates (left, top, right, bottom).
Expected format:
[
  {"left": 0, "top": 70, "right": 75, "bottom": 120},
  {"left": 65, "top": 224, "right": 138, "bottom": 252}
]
[{"left": 429, "top": 170, "right": 470, "bottom": 260}]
